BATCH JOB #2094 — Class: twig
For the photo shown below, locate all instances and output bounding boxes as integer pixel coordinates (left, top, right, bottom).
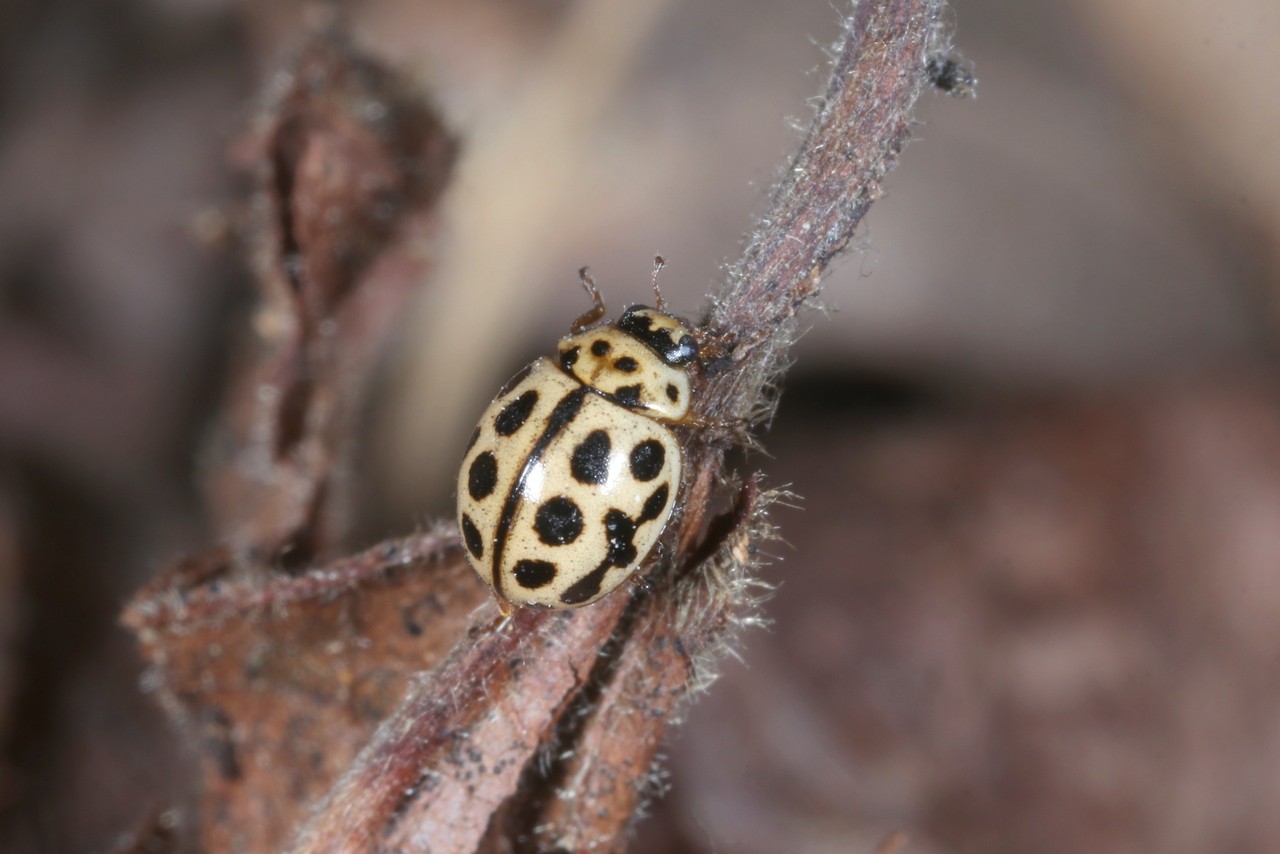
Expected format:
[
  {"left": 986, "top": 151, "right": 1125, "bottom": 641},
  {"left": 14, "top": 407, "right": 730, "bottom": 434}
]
[{"left": 705, "top": 0, "right": 943, "bottom": 426}]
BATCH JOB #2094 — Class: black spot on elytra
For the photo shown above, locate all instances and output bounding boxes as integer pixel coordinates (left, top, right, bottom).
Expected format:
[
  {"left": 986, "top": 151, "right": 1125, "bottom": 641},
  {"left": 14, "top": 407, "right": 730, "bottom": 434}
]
[
  {"left": 468, "top": 452, "right": 498, "bottom": 500},
  {"left": 495, "top": 390, "right": 538, "bottom": 436},
  {"left": 629, "top": 440, "right": 665, "bottom": 482},
  {"left": 570, "top": 429, "right": 611, "bottom": 485},
  {"left": 640, "top": 483, "right": 670, "bottom": 523},
  {"left": 603, "top": 509, "right": 639, "bottom": 568},
  {"left": 464, "top": 426, "right": 481, "bottom": 453},
  {"left": 559, "top": 482, "right": 670, "bottom": 606},
  {"left": 666, "top": 383, "right": 679, "bottom": 402},
  {"left": 559, "top": 565, "right": 611, "bottom": 605},
  {"left": 534, "top": 497, "right": 584, "bottom": 545},
  {"left": 591, "top": 339, "right": 611, "bottom": 356},
  {"left": 491, "top": 387, "right": 590, "bottom": 599},
  {"left": 614, "top": 384, "right": 642, "bottom": 407},
  {"left": 496, "top": 362, "right": 534, "bottom": 398},
  {"left": 461, "top": 515, "right": 484, "bottom": 558},
  {"left": 514, "top": 559, "right": 557, "bottom": 589},
  {"left": 614, "top": 356, "right": 638, "bottom": 373},
  {"left": 559, "top": 346, "right": 580, "bottom": 372}
]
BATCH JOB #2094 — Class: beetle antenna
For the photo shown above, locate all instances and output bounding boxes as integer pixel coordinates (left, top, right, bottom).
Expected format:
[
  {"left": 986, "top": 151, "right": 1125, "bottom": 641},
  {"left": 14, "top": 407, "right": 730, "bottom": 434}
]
[
  {"left": 570, "top": 266, "right": 607, "bottom": 333},
  {"left": 651, "top": 255, "right": 667, "bottom": 311}
]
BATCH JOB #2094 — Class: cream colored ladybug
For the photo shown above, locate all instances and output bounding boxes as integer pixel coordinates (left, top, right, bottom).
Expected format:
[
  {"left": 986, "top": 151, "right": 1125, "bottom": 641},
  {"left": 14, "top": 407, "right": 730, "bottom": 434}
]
[{"left": 457, "top": 263, "right": 696, "bottom": 610}]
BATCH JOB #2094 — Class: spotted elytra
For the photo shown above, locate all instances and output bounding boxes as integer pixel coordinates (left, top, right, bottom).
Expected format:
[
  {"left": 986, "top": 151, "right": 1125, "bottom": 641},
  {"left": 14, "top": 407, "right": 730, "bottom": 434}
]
[{"left": 457, "top": 259, "right": 697, "bottom": 611}]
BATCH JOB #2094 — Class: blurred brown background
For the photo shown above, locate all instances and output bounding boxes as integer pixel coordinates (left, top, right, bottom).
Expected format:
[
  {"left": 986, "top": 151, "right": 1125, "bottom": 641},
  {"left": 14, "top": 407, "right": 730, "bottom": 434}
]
[{"left": 2, "top": 0, "right": 1279, "bottom": 851}]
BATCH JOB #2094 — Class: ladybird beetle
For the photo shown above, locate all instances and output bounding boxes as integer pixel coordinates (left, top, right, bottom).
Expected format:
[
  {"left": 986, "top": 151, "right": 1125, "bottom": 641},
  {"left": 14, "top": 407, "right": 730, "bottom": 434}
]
[{"left": 457, "top": 260, "right": 696, "bottom": 610}]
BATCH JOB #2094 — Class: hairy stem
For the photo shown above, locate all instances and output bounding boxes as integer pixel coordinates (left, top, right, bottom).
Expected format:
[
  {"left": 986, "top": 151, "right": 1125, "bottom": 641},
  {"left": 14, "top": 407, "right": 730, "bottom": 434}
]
[{"left": 705, "top": 0, "right": 942, "bottom": 424}]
